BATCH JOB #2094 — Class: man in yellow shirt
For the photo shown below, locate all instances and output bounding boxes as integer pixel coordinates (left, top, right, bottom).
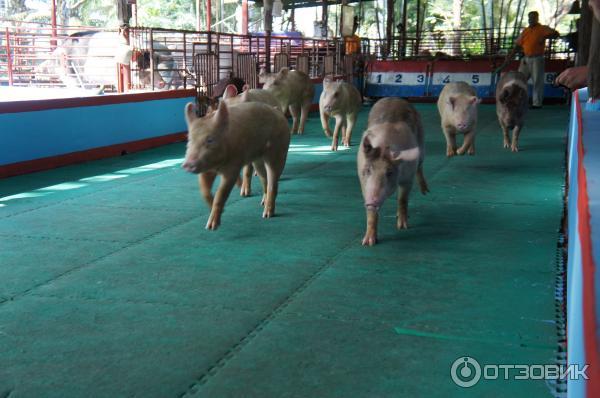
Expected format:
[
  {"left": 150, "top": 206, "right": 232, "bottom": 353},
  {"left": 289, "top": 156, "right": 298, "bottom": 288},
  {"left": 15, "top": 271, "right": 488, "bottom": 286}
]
[{"left": 506, "top": 11, "right": 559, "bottom": 108}]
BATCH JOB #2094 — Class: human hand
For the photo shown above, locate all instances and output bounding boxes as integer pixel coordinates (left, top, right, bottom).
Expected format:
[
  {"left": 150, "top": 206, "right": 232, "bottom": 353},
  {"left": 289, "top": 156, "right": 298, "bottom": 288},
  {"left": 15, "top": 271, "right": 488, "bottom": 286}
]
[{"left": 555, "top": 66, "right": 589, "bottom": 90}]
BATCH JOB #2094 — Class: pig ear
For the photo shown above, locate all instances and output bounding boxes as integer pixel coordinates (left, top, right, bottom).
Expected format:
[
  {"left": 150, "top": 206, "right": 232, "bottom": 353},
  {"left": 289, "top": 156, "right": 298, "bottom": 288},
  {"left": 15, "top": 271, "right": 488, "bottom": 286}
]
[
  {"left": 362, "top": 135, "right": 373, "bottom": 152},
  {"left": 278, "top": 67, "right": 289, "bottom": 77},
  {"left": 214, "top": 100, "right": 229, "bottom": 129},
  {"left": 223, "top": 84, "right": 238, "bottom": 99},
  {"left": 448, "top": 96, "right": 456, "bottom": 109},
  {"left": 185, "top": 102, "right": 197, "bottom": 125},
  {"left": 390, "top": 147, "right": 420, "bottom": 163},
  {"left": 242, "top": 84, "right": 250, "bottom": 92},
  {"left": 323, "top": 75, "right": 333, "bottom": 87},
  {"left": 362, "top": 135, "right": 381, "bottom": 158},
  {"left": 471, "top": 96, "right": 481, "bottom": 105}
]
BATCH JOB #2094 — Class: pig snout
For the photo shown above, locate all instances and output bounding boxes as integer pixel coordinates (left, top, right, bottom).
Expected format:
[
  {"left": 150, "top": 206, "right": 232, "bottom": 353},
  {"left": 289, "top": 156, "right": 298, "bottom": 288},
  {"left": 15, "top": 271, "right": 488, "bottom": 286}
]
[
  {"left": 365, "top": 200, "right": 382, "bottom": 211},
  {"left": 182, "top": 159, "right": 199, "bottom": 173},
  {"left": 456, "top": 121, "right": 470, "bottom": 132}
]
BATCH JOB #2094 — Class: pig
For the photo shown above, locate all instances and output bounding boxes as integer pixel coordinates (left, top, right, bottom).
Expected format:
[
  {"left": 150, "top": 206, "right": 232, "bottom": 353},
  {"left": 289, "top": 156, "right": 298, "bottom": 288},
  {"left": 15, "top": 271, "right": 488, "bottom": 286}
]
[
  {"left": 357, "top": 97, "right": 429, "bottom": 246},
  {"left": 260, "top": 67, "right": 315, "bottom": 135},
  {"left": 495, "top": 71, "right": 529, "bottom": 152},
  {"left": 319, "top": 75, "right": 362, "bottom": 151},
  {"left": 222, "top": 84, "right": 280, "bottom": 109},
  {"left": 182, "top": 101, "right": 290, "bottom": 230},
  {"left": 437, "top": 82, "right": 481, "bottom": 157},
  {"left": 221, "top": 84, "right": 281, "bottom": 197}
]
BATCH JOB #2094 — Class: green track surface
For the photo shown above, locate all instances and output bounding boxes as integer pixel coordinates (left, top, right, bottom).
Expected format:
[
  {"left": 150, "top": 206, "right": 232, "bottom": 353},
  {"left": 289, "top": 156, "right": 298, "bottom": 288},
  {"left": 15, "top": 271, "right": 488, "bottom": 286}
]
[{"left": 0, "top": 103, "right": 568, "bottom": 397}]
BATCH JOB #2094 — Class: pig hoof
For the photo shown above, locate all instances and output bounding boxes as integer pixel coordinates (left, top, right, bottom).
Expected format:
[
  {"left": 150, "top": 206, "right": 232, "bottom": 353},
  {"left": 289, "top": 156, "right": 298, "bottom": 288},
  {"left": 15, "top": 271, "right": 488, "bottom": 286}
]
[
  {"left": 262, "top": 208, "right": 274, "bottom": 218},
  {"left": 446, "top": 149, "right": 456, "bottom": 157},
  {"left": 420, "top": 185, "right": 430, "bottom": 195},
  {"left": 362, "top": 234, "right": 378, "bottom": 246},
  {"left": 240, "top": 187, "right": 251, "bottom": 197},
  {"left": 397, "top": 219, "right": 408, "bottom": 230},
  {"left": 467, "top": 149, "right": 475, "bottom": 156},
  {"left": 503, "top": 141, "right": 510, "bottom": 149},
  {"left": 511, "top": 146, "right": 519, "bottom": 152},
  {"left": 324, "top": 130, "right": 332, "bottom": 138},
  {"left": 205, "top": 219, "right": 220, "bottom": 230},
  {"left": 456, "top": 148, "right": 466, "bottom": 156}
]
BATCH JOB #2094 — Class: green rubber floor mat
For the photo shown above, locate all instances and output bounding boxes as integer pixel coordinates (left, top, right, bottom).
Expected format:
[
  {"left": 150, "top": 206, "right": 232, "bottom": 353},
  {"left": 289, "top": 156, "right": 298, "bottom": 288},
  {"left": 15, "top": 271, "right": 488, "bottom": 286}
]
[{"left": 0, "top": 103, "right": 568, "bottom": 398}]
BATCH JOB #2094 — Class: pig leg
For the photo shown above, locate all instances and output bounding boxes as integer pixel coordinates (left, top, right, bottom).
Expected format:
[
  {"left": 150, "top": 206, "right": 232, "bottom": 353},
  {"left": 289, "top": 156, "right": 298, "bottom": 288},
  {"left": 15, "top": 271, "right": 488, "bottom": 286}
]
[
  {"left": 331, "top": 115, "right": 344, "bottom": 151},
  {"left": 511, "top": 125, "right": 522, "bottom": 152},
  {"left": 442, "top": 126, "right": 457, "bottom": 157},
  {"left": 397, "top": 182, "right": 413, "bottom": 229},
  {"left": 343, "top": 113, "right": 357, "bottom": 147},
  {"left": 457, "top": 131, "right": 475, "bottom": 155},
  {"left": 416, "top": 165, "right": 429, "bottom": 194},
  {"left": 262, "top": 149, "right": 287, "bottom": 218},
  {"left": 289, "top": 104, "right": 300, "bottom": 135},
  {"left": 206, "top": 172, "right": 238, "bottom": 230},
  {"left": 362, "top": 209, "right": 379, "bottom": 246},
  {"left": 253, "top": 160, "right": 268, "bottom": 207},
  {"left": 320, "top": 109, "right": 332, "bottom": 137},
  {"left": 199, "top": 171, "right": 217, "bottom": 207},
  {"left": 501, "top": 122, "right": 511, "bottom": 149},
  {"left": 240, "top": 164, "right": 253, "bottom": 197},
  {"left": 298, "top": 102, "right": 310, "bottom": 135}
]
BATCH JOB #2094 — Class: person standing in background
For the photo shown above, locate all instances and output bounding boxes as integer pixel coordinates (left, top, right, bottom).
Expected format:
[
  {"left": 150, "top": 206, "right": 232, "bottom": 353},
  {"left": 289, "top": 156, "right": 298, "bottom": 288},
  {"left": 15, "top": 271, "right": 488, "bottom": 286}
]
[{"left": 505, "top": 11, "right": 560, "bottom": 108}]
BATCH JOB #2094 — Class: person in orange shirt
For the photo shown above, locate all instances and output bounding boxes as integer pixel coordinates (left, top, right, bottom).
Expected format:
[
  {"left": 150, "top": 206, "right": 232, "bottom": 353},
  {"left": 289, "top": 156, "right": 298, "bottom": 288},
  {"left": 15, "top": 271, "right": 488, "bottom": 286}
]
[
  {"left": 506, "top": 11, "right": 559, "bottom": 108},
  {"left": 344, "top": 19, "right": 361, "bottom": 55}
]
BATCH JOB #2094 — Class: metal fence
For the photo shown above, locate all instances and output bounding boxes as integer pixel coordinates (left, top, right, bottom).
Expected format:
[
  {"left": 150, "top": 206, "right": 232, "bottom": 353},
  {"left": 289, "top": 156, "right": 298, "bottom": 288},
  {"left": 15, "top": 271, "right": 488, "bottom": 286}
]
[
  {"left": 363, "top": 28, "right": 575, "bottom": 61},
  {"left": 0, "top": 20, "right": 346, "bottom": 94},
  {"left": 0, "top": 21, "right": 575, "bottom": 97}
]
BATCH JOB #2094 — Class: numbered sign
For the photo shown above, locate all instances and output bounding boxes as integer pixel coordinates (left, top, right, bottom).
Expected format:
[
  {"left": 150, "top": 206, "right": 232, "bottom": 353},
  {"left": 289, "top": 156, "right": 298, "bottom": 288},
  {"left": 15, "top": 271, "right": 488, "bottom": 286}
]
[
  {"left": 431, "top": 73, "right": 491, "bottom": 86},
  {"left": 367, "top": 72, "right": 427, "bottom": 86}
]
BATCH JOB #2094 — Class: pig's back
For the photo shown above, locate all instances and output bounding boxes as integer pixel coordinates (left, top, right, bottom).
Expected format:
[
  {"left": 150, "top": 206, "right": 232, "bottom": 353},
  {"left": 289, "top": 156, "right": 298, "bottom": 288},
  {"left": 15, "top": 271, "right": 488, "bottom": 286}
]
[
  {"left": 367, "top": 98, "right": 424, "bottom": 151},
  {"left": 440, "top": 81, "right": 476, "bottom": 97},
  {"left": 497, "top": 71, "right": 527, "bottom": 89},
  {"left": 226, "top": 102, "right": 290, "bottom": 162},
  {"left": 437, "top": 81, "right": 476, "bottom": 116},
  {"left": 247, "top": 89, "right": 280, "bottom": 108},
  {"left": 289, "top": 71, "right": 314, "bottom": 101}
]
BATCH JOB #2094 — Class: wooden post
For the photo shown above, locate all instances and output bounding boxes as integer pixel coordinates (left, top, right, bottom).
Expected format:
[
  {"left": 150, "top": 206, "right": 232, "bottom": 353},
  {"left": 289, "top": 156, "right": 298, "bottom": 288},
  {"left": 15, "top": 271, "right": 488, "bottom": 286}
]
[
  {"left": 265, "top": 0, "right": 273, "bottom": 72},
  {"left": 322, "top": 0, "right": 328, "bottom": 37},
  {"left": 402, "top": 0, "right": 408, "bottom": 57},
  {"left": 386, "top": 0, "right": 394, "bottom": 58}
]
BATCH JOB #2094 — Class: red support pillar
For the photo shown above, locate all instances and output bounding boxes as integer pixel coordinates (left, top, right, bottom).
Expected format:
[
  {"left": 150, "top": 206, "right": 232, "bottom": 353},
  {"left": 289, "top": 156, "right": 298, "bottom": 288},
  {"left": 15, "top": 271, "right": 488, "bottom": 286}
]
[
  {"left": 51, "top": 0, "right": 57, "bottom": 50},
  {"left": 242, "top": 0, "right": 248, "bottom": 35},
  {"left": 207, "top": 0, "right": 212, "bottom": 31}
]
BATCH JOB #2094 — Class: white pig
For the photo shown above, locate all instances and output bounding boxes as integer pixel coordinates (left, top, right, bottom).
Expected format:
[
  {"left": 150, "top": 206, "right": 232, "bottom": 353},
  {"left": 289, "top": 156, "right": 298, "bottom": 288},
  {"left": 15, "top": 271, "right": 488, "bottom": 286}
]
[
  {"left": 437, "top": 82, "right": 481, "bottom": 157},
  {"left": 357, "top": 98, "right": 429, "bottom": 246},
  {"left": 319, "top": 75, "right": 362, "bottom": 151},
  {"left": 260, "top": 67, "right": 315, "bottom": 135}
]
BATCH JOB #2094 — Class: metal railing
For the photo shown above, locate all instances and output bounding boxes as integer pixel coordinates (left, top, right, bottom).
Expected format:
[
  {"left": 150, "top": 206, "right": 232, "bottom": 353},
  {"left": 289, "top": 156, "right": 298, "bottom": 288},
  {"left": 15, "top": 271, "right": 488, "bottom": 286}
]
[
  {"left": 0, "top": 20, "right": 347, "bottom": 94},
  {"left": 362, "top": 28, "right": 575, "bottom": 61}
]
